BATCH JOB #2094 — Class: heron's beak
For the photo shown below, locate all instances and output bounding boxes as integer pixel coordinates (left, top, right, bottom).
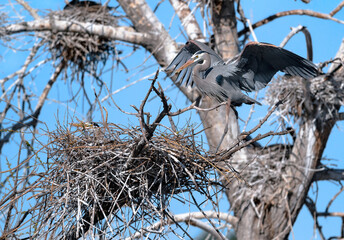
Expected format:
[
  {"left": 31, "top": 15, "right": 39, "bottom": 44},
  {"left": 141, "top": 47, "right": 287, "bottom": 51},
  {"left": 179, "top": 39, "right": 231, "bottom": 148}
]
[{"left": 175, "top": 59, "right": 195, "bottom": 73}]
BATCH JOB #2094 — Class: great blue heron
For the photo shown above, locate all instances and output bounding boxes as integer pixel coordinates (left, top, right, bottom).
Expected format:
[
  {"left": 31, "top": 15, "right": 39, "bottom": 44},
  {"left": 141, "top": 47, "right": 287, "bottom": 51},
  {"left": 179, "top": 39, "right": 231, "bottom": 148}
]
[
  {"left": 166, "top": 40, "right": 318, "bottom": 150},
  {"left": 167, "top": 40, "right": 317, "bottom": 106}
]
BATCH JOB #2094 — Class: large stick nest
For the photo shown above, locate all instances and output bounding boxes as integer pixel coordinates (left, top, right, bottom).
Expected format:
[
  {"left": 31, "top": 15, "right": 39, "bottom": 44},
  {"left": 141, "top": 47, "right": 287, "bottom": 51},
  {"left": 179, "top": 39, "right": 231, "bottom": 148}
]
[
  {"left": 265, "top": 74, "right": 344, "bottom": 123},
  {"left": 46, "top": 5, "right": 119, "bottom": 72},
  {"left": 34, "top": 115, "right": 220, "bottom": 238}
]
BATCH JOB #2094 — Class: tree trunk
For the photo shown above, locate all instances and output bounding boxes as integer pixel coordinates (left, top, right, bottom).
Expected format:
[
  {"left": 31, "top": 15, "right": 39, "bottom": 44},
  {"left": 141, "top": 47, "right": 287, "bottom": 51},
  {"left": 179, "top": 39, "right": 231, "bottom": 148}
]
[{"left": 228, "top": 119, "right": 335, "bottom": 240}]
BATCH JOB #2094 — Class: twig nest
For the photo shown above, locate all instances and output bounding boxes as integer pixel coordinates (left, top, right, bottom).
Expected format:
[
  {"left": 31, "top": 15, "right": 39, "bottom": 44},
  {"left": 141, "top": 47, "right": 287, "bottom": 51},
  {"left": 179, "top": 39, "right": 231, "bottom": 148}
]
[
  {"left": 37, "top": 121, "right": 217, "bottom": 238},
  {"left": 265, "top": 75, "right": 344, "bottom": 122},
  {"left": 46, "top": 6, "right": 118, "bottom": 72}
]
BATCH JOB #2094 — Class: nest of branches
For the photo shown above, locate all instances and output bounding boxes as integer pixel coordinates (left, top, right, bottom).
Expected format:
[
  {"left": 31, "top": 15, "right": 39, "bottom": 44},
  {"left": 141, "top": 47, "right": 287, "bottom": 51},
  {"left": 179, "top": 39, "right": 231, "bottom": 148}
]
[
  {"left": 265, "top": 74, "right": 344, "bottom": 122},
  {"left": 33, "top": 79, "right": 222, "bottom": 239},
  {"left": 46, "top": 6, "right": 118, "bottom": 72},
  {"left": 228, "top": 143, "right": 292, "bottom": 214}
]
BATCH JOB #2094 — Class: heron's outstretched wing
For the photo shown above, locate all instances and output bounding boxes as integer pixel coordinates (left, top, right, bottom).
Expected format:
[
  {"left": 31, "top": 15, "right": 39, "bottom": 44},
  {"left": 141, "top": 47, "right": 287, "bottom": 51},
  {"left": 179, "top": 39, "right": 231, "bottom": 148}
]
[
  {"left": 230, "top": 42, "right": 318, "bottom": 92},
  {"left": 165, "top": 40, "right": 223, "bottom": 86}
]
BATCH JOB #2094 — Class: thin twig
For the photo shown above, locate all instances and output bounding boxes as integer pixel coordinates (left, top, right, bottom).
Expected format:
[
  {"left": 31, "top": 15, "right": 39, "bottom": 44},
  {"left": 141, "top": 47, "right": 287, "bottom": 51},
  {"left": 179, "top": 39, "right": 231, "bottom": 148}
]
[
  {"left": 14, "top": 0, "right": 40, "bottom": 20},
  {"left": 169, "top": 101, "right": 227, "bottom": 116},
  {"left": 329, "top": 0, "right": 344, "bottom": 16},
  {"left": 219, "top": 129, "right": 293, "bottom": 160},
  {"left": 325, "top": 187, "right": 344, "bottom": 213},
  {"left": 0, "top": 60, "right": 65, "bottom": 152},
  {"left": 243, "top": 91, "right": 258, "bottom": 132},
  {"left": 305, "top": 197, "right": 326, "bottom": 240}
]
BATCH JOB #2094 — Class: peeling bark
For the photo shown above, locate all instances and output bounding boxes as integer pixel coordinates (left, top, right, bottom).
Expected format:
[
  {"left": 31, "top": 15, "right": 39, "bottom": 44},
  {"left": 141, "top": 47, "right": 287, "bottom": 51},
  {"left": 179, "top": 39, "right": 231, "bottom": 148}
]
[
  {"left": 169, "top": 0, "right": 204, "bottom": 41},
  {"left": 117, "top": 0, "right": 177, "bottom": 67},
  {"left": 211, "top": 0, "right": 239, "bottom": 59}
]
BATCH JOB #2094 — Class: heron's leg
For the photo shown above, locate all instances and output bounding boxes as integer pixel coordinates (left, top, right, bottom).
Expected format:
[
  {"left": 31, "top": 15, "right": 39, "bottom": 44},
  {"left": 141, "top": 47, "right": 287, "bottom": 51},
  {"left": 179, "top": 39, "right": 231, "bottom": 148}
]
[
  {"left": 215, "top": 99, "right": 231, "bottom": 153},
  {"left": 231, "top": 105, "right": 238, "bottom": 119},
  {"left": 194, "top": 95, "right": 202, "bottom": 107}
]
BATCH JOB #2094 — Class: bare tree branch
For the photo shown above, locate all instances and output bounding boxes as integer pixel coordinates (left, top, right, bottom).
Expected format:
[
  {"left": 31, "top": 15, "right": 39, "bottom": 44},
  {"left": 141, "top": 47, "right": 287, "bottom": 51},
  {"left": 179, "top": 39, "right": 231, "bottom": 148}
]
[
  {"left": 14, "top": 0, "right": 40, "bottom": 20},
  {"left": 279, "top": 25, "right": 313, "bottom": 61},
  {"left": 313, "top": 168, "right": 344, "bottom": 181},
  {"left": 317, "top": 212, "right": 344, "bottom": 217},
  {"left": 238, "top": 9, "right": 344, "bottom": 37},
  {"left": 168, "top": 101, "right": 227, "bottom": 116},
  {"left": 0, "top": 60, "right": 64, "bottom": 152},
  {"left": 326, "top": 187, "right": 344, "bottom": 213},
  {"left": 305, "top": 197, "right": 326, "bottom": 240},
  {"left": 330, "top": 0, "right": 344, "bottom": 17},
  {"left": 169, "top": 0, "right": 204, "bottom": 40},
  {"left": 2, "top": 20, "right": 156, "bottom": 45},
  {"left": 117, "top": 0, "right": 177, "bottom": 62},
  {"left": 117, "top": 0, "right": 197, "bottom": 102},
  {"left": 127, "top": 211, "right": 238, "bottom": 240}
]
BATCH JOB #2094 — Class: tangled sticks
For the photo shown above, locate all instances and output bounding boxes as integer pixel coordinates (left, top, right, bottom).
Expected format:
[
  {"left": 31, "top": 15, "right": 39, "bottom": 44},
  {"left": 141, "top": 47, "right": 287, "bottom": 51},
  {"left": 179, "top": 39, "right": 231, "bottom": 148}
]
[{"left": 35, "top": 72, "right": 223, "bottom": 239}]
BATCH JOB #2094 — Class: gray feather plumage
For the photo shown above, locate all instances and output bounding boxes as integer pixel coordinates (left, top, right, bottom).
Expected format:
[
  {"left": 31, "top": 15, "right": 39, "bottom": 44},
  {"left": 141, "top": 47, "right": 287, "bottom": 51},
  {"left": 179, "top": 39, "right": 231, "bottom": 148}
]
[{"left": 166, "top": 41, "right": 318, "bottom": 106}]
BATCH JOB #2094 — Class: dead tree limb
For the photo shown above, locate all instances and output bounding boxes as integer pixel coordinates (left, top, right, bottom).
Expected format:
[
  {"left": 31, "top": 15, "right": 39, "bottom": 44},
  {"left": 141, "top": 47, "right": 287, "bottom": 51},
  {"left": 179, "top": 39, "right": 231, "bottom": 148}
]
[
  {"left": 313, "top": 169, "right": 344, "bottom": 181},
  {"left": 238, "top": 9, "right": 344, "bottom": 37}
]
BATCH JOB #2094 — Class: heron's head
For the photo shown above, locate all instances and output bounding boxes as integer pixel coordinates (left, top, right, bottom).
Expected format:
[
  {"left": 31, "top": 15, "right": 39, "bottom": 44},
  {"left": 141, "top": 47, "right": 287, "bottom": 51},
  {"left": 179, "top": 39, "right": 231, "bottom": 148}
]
[{"left": 175, "top": 50, "right": 207, "bottom": 73}]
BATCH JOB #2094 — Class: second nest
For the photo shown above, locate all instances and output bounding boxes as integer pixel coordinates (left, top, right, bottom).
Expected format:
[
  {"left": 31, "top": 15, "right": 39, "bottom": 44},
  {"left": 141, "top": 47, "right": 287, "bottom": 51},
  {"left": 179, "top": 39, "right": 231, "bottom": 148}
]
[{"left": 47, "top": 4, "right": 119, "bottom": 72}]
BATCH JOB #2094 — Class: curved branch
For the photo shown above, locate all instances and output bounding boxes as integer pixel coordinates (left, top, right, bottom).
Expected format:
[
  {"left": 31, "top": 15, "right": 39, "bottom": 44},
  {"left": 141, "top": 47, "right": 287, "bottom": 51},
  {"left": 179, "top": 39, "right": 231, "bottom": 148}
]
[
  {"left": 238, "top": 9, "right": 344, "bottom": 37},
  {"left": 3, "top": 20, "right": 156, "bottom": 46},
  {"left": 279, "top": 25, "right": 313, "bottom": 61},
  {"left": 127, "top": 211, "right": 238, "bottom": 240}
]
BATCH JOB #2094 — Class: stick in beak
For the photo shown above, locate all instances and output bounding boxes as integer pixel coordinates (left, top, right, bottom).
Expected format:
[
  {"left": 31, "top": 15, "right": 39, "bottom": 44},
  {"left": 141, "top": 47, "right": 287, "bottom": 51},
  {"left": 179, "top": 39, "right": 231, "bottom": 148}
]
[{"left": 175, "top": 59, "right": 196, "bottom": 73}]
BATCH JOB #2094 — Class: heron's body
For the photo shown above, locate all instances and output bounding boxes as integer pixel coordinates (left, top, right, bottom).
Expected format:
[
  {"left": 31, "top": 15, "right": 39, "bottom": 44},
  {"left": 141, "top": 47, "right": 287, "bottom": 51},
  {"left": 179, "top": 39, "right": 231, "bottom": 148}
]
[
  {"left": 190, "top": 54, "right": 260, "bottom": 105},
  {"left": 166, "top": 41, "right": 318, "bottom": 106}
]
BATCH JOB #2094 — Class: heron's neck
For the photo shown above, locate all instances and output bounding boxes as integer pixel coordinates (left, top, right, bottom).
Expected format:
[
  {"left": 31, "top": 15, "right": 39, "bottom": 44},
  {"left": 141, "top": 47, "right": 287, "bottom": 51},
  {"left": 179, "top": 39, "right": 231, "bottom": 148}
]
[{"left": 193, "top": 54, "right": 211, "bottom": 78}]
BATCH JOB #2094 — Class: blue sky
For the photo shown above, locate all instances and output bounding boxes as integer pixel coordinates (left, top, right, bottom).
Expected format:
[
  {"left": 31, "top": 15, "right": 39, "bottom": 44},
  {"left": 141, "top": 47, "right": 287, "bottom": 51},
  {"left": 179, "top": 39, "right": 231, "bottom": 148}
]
[{"left": 1, "top": 0, "right": 344, "bottom": 239}]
